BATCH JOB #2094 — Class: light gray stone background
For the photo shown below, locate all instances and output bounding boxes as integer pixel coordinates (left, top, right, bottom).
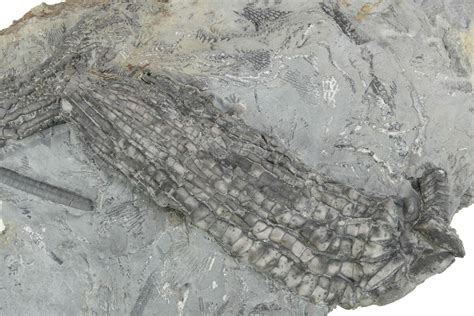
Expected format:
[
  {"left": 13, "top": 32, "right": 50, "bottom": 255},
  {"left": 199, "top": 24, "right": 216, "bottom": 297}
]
[{"left": 0, "top": 0, "right": 472, "bottom": 315}]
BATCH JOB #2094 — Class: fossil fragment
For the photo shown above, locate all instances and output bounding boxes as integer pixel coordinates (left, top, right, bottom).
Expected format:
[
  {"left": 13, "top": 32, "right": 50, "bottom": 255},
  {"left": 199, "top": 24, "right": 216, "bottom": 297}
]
[{"left": 0, "top": 167, "right": 93, "bottom": 211}]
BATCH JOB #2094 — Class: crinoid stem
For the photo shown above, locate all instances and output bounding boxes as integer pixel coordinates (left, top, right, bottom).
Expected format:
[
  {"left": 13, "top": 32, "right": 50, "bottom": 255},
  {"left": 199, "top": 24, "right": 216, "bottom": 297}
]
[{"left": 0, "top": 167, "right": 93, "bottom": 212}]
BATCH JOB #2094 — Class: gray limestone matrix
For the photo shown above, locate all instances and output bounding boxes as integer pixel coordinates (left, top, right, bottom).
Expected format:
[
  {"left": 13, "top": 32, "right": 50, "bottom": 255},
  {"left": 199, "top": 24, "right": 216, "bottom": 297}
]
[{"left": 0, "top": 0, "right": 472, "bottom": 315}]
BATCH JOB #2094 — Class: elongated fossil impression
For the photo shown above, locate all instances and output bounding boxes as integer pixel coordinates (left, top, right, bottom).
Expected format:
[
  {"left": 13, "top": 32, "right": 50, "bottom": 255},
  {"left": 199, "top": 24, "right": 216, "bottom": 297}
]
[{"left": 0, "top": 167, "right": 93, "bottom": 211}]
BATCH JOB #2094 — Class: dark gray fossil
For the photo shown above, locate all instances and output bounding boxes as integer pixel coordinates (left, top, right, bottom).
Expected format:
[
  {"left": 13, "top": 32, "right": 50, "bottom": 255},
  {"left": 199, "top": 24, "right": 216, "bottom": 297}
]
[
  {"left": 0, "top": 166, "right": 93, "bottom": 211},
  {"left": 0, "top": 0, "right": 472, "bottom": 314}
]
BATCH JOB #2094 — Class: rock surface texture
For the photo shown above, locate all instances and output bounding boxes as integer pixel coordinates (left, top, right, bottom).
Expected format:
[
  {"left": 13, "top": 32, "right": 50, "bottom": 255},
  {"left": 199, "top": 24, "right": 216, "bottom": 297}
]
[{"left": 0, "top": 0, "right": 472, "bottom": 315}]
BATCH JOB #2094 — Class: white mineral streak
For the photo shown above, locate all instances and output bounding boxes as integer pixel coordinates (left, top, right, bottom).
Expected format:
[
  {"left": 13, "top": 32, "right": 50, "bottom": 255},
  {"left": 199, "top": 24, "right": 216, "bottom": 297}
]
[
  {"left": 322, "top": 76, "right": 339, "bottom": 108},
  {"left": 208, "top": 255, "right": 216, "bottom": 271},
  {"left": 0, "top": 201, "right": 4, "bottom": 233},
  {"left": 177, "top": 287, "right": 189, "bottom": 316}
]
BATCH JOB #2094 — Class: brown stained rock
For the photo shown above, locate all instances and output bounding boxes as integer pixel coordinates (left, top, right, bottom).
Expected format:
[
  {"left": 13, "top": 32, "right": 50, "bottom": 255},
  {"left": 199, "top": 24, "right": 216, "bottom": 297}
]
[{"left": 0, "top": 0, "right": 108, "bottom": 35}]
